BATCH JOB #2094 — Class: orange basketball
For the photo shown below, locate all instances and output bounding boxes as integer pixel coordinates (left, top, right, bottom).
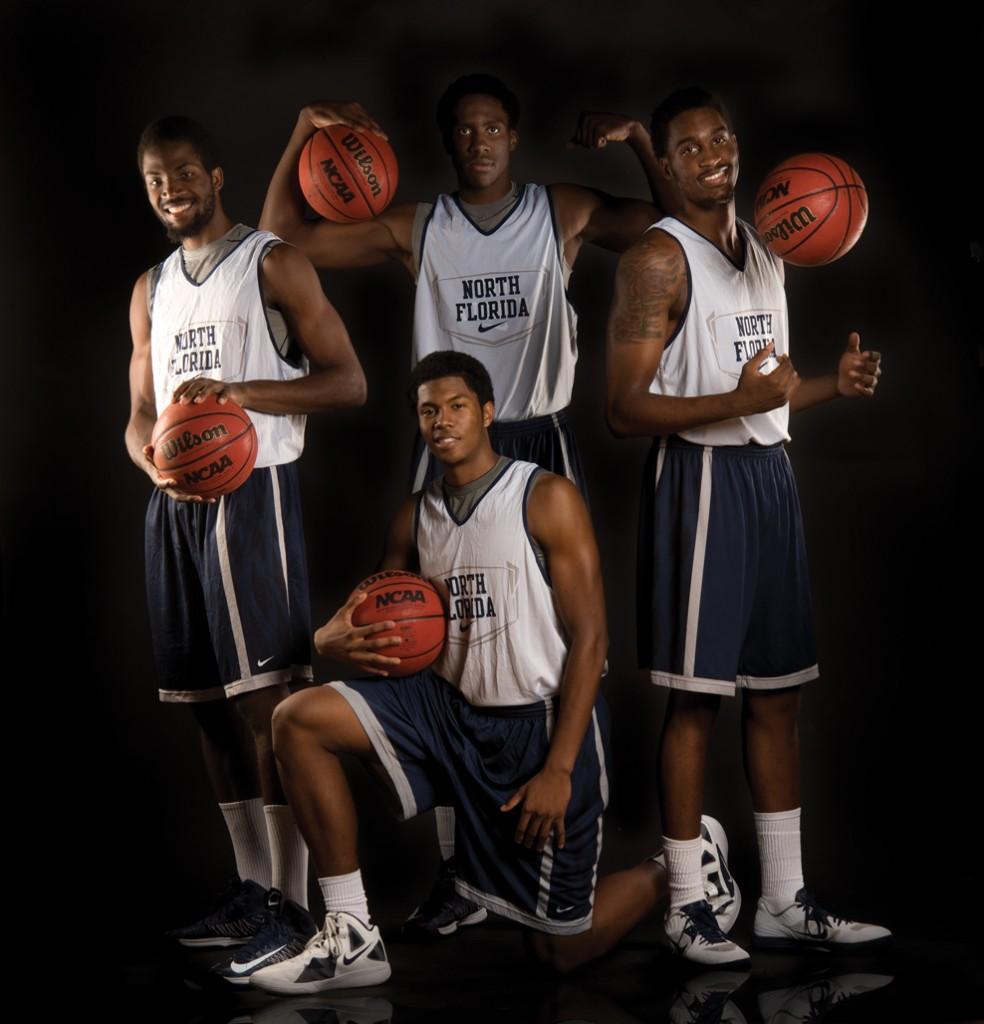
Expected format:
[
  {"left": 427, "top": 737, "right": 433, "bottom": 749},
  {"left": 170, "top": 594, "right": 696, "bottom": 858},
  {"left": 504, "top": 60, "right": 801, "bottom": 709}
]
[
  {"left": 151, "top": 395, "right": 257, "bottom": 498},
  {"left": 754, "top": 153, "right": 868, "bottom": 266},
  {"left": 352, "top": 570, "right": 446, "bottom": 677},
  {"left": 298, "top": 125, "right": 399, "bottom": 222}
]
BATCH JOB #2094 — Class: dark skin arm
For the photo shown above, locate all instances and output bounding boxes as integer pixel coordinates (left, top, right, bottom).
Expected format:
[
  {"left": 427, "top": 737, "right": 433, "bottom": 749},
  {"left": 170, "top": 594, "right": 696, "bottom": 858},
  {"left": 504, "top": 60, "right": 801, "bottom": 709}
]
[
  {"left": 171, "top": 243, "right": 367, "bottom": 412},
  {"left": 312, "top": 494, "right": 418, "bottom": 676},
  {"left": 259, "top": 101, "right": 416, "bottom": 273},
  {"left": 550, "top": 182, "right": 659, "bottom": 269},
  {"left": 570, "top": 110, "right": 675, "bottom": 212},
  {"left": 125, "top": 272, "right": 214, "bottom": 503},
  {"left": 606, "top": 230, "right": 799, "bottom": 437},
  {"left": 500, "top": 474, "right": 608, "bottom": 851}
]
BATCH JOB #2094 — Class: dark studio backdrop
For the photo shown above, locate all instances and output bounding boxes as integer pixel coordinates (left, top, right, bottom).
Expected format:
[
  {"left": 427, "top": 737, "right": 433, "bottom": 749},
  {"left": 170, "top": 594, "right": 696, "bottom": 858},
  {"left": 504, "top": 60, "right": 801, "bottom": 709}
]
[{"left": 2, "top": 0, "right": 980, "bottom": 982}]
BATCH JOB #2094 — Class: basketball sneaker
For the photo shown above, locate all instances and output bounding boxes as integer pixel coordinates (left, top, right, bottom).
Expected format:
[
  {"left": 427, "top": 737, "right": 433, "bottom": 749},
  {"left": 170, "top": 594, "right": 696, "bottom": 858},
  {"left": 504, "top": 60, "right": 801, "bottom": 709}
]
[
  {"left": 249, "top": 910, "right": 391, "bottom": 995},
  {"left": 212, "top": 888, "right": 317, "bottom": 986},
  {"left": 753, "top": 888, "right": 892, "bottom": 952},
  {"left": 700, "top": 815, "right": 741, "bottom": 934},
  {"left": 665, "top": 900, "right": 751, "bottom": 968},
  {"left": 401, "top": 858, "right": 487, "bottom": 940},
  {"left": 167, "top": 877, "right": 267, "bottom": 948}
]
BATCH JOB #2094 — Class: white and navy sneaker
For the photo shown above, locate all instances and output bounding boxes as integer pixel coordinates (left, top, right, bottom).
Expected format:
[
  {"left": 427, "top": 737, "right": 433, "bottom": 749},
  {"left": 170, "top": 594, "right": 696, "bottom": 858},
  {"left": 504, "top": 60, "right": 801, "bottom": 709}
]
[
  {"left": 666, "top": 900, "right": 751, "bottom": 968},
  {"left": 212, "top": 888, "right": 317, "bottom": 986},
  {"left": 700, "top": 815, "right": 741, "bottom": 934},
  {"left": 167, "top": 878, "right": 267, "bottom": 948},
  {"left": 250, "top": 910, "right": 391, "bottom": 995},
  {"left": 753, "top": 888, "right": 892, "bottom": 952},
  {"left": 757, "top": 972, "right": 894, "bottom": 1021},
  {"left": 401, "top": 858, "right": 487, "bottom": 940}
]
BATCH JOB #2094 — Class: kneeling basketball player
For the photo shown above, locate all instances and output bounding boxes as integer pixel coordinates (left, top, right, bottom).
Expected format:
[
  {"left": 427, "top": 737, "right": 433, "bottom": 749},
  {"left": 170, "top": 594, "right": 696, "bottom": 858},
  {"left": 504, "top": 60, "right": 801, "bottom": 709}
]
[{"left": 249, "top": 352, "right": 725, "bottom": 993}]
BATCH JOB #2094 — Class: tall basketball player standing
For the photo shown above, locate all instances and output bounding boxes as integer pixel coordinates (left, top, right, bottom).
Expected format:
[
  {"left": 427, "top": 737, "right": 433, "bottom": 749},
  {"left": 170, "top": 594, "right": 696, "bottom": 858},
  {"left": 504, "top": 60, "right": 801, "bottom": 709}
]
[
  {"left": 606, "top": 88, "right": 889, "bottom": 965},
  {"left": 125, "top": 117, "right": 366, "bottom": 981}
]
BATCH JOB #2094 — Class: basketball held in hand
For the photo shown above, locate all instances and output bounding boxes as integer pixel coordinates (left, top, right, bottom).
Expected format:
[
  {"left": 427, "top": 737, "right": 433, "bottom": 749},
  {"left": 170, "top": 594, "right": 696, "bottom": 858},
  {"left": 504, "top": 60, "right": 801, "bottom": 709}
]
[
  {"left": 298, "top": 125, "right": 399, "bottom": 222},
  {"left": 151, "top": 394, "right": 257, "bottom": 498},
  {"left": 352, "top": 570, "right": 446, "bottom": 677}
]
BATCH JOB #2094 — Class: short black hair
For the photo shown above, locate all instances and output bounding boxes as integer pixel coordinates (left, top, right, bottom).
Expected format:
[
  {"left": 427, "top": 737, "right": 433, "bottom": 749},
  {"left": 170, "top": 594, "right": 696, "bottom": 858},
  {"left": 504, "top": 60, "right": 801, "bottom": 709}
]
[
  {"left": 137, "top": 116, "right": 219, "bottom": 171},
  {"left": 650, "top": 87, "right": 732, "bottom": 158},
  {"left": 436, "top": 74, "right": 521, "bottom": 152},
  {"left": 408, "top": 352, "right": 495, "bottom": 412}
]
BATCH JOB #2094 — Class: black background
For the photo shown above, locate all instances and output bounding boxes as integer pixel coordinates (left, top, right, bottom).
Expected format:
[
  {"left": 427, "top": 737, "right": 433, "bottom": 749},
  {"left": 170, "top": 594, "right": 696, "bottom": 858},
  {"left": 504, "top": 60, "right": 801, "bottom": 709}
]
[{"left": 2, "top": 0, "right": 980, "bottom": 972}]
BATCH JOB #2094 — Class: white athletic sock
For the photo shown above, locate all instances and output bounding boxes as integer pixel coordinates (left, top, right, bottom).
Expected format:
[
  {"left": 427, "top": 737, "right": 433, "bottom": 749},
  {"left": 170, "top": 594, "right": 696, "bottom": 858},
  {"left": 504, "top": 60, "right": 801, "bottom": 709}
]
[
  {"left": 219, "top": 798, "right": 271, "bottom": 889},
  {"left": 318, "top": 869, "right": 370, "bottom": 923},
  {"left": 754, "top": 807, "right": 805, "bottom": 903},
  {"left": 662, "top": 834, "right": 705, "bottom": 910},
  {"left": 435, "top": 806, "right": 456, "bottom": 861},
  {"left": 265, "top": 804, "right": 310, "bottom": 909}
]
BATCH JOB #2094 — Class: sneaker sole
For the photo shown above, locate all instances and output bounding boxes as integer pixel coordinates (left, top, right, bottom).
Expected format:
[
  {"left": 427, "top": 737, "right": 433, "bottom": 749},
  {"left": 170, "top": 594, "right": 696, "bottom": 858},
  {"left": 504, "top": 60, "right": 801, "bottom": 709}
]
[
  {"left": 436, "top": 906, "right": 488, "bottom": 936},
  {"left": 250, "top": 959, "right": 392, "bottom": 994},
  {"left": 753, "top": 933, "right": 893, "bottom": 954},
  {"left": 176, "top": 935, "right": 250, "bottom": 949}
]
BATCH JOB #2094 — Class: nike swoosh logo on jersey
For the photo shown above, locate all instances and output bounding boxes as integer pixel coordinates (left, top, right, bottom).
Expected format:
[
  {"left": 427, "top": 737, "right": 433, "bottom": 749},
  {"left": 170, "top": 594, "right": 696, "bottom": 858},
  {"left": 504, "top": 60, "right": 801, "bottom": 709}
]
[
  {"left": 257, "top": 656, "right": 275, "bottom": 667},
  {"left": 477, "top": 320, "right": 507, "bottom": 333},
  {"left": 231, "top": 944, "right": 287, "bottom": 973},
  {"left": 458, "top": 621, "right": 472, "bottom": 632}
]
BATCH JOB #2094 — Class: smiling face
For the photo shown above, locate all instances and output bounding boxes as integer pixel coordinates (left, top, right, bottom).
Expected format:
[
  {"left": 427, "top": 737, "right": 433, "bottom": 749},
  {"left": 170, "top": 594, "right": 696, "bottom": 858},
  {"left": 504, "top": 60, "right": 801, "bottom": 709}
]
[
  {"left": 448, "top": 93, "right": 517, "bottom": 199},
  {"left": 416, "top": 375, "right": 495, "bottom": 471},
  {"left": 141, "top": 139, "right": 222, "bottom": 243},
  {"left": 660, "top": 106, "right": 739, "bottom": 210}
]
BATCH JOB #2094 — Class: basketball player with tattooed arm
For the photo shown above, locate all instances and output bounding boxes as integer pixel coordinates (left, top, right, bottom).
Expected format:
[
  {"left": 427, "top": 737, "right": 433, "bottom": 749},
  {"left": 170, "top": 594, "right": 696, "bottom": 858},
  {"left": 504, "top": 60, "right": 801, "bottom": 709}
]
[
  {"left": 607, "top": 87, "right": 889, "bottom": 966},
  {"left": 125, "top": 116, "right": 366, "bottom": 984},
  {"left": 247, "top": 350, "right": 686, "bottom": 994},
  {"left": 260, "top": 74, "right": 705, "bottom": 938}
]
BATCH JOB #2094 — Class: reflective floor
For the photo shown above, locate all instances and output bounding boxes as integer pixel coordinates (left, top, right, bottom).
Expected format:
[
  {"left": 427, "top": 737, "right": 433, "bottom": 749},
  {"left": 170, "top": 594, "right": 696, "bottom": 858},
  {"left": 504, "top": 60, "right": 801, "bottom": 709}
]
[{"left": 120, "top": 913, "right": 981, "bottom": 1023}]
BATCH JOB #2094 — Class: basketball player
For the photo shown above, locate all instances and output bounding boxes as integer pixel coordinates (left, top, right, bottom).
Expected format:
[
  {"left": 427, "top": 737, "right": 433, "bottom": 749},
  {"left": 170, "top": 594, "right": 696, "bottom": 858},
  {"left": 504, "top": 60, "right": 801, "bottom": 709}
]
[
  {"left": 125, "top": 116, "right": 367, "bottom": 982},
  {"left": 247, "top": 351, "right": 722, "bottom": 994},
  {"left": 261, "top": 74, "right": 663, "bottom": 936},
  {"left": 606, "top": 87, "right": 890, "bottom": 965}
]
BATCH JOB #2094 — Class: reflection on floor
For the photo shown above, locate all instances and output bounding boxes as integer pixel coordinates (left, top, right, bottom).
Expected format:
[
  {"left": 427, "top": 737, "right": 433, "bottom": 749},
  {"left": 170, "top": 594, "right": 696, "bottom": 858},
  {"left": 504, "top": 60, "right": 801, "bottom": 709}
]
[{"left": 119, "top": 912, "right": 982, "bottom": 1023}]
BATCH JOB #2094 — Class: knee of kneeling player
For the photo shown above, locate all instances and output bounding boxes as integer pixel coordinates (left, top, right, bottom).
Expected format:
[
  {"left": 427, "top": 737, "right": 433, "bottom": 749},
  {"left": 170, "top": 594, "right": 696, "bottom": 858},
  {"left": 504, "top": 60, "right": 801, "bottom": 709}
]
[{"left": 271, "top": 690, "right": 313, "bottom": 756}]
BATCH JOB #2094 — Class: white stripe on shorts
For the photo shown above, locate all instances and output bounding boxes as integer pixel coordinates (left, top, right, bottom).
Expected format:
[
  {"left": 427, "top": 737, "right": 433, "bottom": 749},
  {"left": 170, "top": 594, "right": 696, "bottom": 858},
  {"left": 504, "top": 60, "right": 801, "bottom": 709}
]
[
  {"left": 589, "top": 709, "right": 609, "bottom": 907},
  {"left": 269, "top": 467, "right": 291, "bottom": 613},
  {"left": 535, "top": 701, "right": 557, "bottom": 920},
  {"left": 552, "top": 413, "right": 574, "bottom": 483},
  {"left": 683, "top": 447, "right": 714, "bottom": 679},
  {"left": 216, "top": 497, "right": 250, "bottom": 680}
]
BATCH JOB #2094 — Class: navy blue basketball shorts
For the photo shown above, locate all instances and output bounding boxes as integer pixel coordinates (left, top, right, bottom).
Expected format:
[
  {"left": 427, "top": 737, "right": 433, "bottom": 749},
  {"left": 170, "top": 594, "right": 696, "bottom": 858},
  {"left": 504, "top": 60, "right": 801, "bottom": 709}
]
[
  {"left": 411, "top": 407, "right": 588, "bottom": 501},
  {"left": 637, "top": 436, "right": 818, "bottom": 697},
  {"left": 145, "top": 462, "right": 313, "bottom": 703},
  {"left": 330, "top": 671, "right": 610, "bottom": 935}
]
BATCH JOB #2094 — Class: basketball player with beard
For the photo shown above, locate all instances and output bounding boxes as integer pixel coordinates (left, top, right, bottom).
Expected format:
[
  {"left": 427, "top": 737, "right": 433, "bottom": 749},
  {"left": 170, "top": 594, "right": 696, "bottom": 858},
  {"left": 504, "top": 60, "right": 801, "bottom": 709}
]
[{"left": 126, "top": 116, "right": 366, "bottom": 984}]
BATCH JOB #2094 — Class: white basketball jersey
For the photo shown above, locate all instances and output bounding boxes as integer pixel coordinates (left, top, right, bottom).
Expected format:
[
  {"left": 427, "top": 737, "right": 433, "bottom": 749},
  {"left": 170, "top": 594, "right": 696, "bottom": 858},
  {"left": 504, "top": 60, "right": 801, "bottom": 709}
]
[
  {"left": 412, "top": 184, "right": 578, "bottom": 421},
  {"left": 650, "top": 217, "right": 790, "bottom": 446},
  {"left": 150, "top": 229, "right": 308, "bottom": 467},
  {"left": 417, "top": 460, "right": 569, "bottom": 706}
]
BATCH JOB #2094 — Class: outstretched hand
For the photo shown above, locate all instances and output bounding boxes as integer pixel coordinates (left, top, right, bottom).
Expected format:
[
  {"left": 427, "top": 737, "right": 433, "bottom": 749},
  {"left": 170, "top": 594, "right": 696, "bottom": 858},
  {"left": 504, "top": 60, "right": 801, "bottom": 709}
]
[
  {"left": 314, "top": 587, "right": 403, "bottom": 676},
  {"left": 298, "top": 100, "right": 388, "bottom": 140},
  {"left": 837, "top": 332, "right": 881, "bottom": 397},
  {"left": 500, "top": 766, "right": 572, "bottom": 851}
]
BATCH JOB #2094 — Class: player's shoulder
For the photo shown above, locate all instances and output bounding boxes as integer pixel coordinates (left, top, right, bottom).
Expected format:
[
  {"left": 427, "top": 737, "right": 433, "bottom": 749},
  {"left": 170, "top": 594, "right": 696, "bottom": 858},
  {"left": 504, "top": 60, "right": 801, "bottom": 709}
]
[
  {"left": 620, "top": 221, "right": 686, "bottom": 275},
  {"left": 524, "top": 466, "right": 582, "bottom": 507}
]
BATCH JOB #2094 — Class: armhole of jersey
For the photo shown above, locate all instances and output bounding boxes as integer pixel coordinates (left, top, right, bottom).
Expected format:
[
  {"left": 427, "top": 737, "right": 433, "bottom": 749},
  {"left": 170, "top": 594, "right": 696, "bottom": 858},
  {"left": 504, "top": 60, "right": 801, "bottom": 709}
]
[
  {"left": 414, "top": 202, "right": 436, "bottom": 283},
  {"left": 544, "top": 185, "right": 567, "bottom": 268},
  {"left": 147, "top": 264, "right": 162, "bottom": 319},
  {"left": 411, "top": 491, "right": 423, "bottom": 565},
  {"left": 257, "top": 240, "right": 304, "bottom": 369},
  {"left": 658, "top": 230, "right": 692, "bottom": 351},
  {"left": 522, "top": 468, "right": 552, "bottom": 588}
]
